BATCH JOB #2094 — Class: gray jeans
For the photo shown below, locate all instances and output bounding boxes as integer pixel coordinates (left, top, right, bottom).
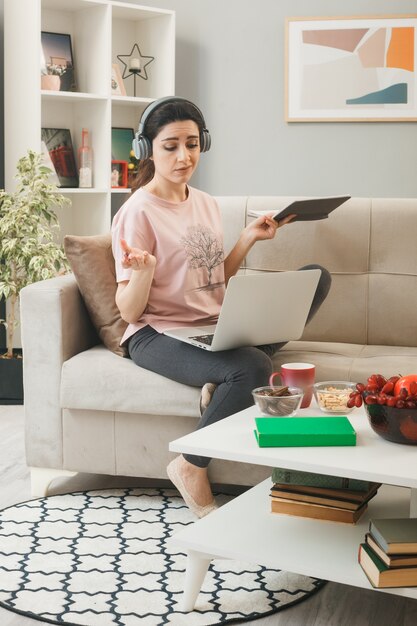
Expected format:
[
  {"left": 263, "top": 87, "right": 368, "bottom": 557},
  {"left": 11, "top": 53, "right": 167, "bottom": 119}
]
[{"left": 128, "top": 265, "right": 331, "bottom": 467}]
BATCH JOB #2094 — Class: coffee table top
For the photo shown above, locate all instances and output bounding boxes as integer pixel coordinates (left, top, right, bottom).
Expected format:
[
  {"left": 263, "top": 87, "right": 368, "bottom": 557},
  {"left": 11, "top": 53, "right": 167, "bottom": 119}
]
[{"left": 169, "top": 403, "right": 417, "bottom": 488}]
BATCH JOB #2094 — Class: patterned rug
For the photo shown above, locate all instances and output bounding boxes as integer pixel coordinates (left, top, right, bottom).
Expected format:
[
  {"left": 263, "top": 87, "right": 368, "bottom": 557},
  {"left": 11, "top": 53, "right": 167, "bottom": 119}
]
[{"left": 0, "top": 488, "right": 326, "bottom": 625}]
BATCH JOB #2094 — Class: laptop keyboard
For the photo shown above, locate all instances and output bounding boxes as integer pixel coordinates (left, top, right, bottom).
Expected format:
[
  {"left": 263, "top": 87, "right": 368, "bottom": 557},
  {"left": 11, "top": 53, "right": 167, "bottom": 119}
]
[{"left": 190, "top": 334, "right": 214, "bottom": 346}]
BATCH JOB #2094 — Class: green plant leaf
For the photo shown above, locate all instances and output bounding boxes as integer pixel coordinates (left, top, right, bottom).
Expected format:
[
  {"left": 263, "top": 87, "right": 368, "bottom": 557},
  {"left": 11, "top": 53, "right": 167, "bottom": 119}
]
[{"left": 0, "top": 149, "right": 71, "bottom": 353}]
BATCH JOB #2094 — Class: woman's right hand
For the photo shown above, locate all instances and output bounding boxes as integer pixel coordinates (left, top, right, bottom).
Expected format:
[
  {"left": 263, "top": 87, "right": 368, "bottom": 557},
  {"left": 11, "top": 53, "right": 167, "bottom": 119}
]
[{"left": 120, "top": 238, "right": 156, "bottom": 271}]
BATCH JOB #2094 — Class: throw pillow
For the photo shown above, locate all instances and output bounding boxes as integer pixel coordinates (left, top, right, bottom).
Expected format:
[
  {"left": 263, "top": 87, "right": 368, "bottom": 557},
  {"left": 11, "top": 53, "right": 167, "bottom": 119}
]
[{"left": 64, "top": 233, "right": 128, "bottom": 357}]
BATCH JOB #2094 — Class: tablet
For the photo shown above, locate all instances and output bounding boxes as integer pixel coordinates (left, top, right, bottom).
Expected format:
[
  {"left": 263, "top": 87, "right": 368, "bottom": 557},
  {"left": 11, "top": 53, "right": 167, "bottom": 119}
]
[
  {"left": 273, "top": 195, "right": 351, "bottom": 222},
  {"left": 248, "top": 195, "right": 351, "bottom": 223}
]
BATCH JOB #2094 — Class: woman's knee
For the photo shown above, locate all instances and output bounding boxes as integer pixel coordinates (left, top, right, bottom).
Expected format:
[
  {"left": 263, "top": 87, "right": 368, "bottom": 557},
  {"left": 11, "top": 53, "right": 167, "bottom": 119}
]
[{"left": 227, "top": 348, "right": 272, "bottom": 388}]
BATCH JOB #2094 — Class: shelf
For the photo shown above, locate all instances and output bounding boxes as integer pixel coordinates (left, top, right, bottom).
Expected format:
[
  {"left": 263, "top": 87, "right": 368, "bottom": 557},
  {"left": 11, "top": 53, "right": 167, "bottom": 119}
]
[
  {"left": 5, "top": 0, "right": 175, "bottom": 237},
  {"left": 111, "top": 95, "right": 154, "bottom": 107},
  {"left": 171, "top": 480, "right": 417, "bottom": 600},
  {"left": 111, "top": 188, "right": 132, "bottom": 194},
  {"left": 42, "top": 91, "right": 108, "bottom": 102},
  {"left": 111, "top": 2, "right": 174, "bottom": 21},
  {"left": 42, "top": 0, "right": 106, "bottom": 10},
  {"left": 169, "top": 405, "right": 417, "bottom": 489}
]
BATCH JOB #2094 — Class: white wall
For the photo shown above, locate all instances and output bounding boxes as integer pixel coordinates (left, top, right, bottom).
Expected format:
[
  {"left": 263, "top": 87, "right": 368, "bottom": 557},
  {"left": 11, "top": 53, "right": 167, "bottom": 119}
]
[{"left": 129, "top": 0, "right": 417, "bottom": 198}]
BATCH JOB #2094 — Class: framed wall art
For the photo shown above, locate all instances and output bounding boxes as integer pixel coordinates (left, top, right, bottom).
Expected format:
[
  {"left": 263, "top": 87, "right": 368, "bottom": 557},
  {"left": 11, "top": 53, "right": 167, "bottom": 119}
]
[
  {"left": 41, "top": 128, "right": 79, "bottom": 187},
  {"left": 111, "top": 63, "right": 126, "bottom": 96},
  {"left": 111, "top": 127, "right": 134, "bottom": 161},
  {"left": 111, "top": 160, "right": 128, "bottom": 188},
  {"left": 285, "top": 15, "right": 417, "bottom": 122},
  {"left": 41, "top": 31, "right": 76, "bottom": 92}
]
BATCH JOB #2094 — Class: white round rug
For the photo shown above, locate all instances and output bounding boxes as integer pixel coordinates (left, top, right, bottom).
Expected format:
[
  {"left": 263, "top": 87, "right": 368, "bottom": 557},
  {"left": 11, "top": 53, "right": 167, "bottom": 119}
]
[{"left": 0, "top": 488, "right": 326, "bottom": 625}]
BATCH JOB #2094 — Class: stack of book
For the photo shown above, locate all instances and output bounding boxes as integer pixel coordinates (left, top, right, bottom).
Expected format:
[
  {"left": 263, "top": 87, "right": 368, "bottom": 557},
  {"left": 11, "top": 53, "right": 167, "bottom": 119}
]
[
  {"left": 359, "top": 518, "right": 417, "bottom": 587},
  {"left": 270, "top": 468, "right": 381, "bottom": 524}
]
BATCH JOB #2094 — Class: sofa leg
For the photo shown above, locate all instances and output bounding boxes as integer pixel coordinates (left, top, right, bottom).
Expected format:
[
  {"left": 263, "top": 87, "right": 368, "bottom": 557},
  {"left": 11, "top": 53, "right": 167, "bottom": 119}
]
[{"left": 30, "top": 467, "right": 78, "bottom": 498}]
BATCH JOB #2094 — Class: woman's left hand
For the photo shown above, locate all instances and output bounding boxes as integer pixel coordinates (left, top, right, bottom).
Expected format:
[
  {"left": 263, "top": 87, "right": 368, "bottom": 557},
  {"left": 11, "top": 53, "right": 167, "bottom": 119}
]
[{"left": 247, "top": 212, "right": 296, "bottom": 242}]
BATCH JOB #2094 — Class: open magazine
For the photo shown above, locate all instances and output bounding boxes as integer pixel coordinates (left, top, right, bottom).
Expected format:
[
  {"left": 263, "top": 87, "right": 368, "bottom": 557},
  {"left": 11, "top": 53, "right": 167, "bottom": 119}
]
[{"left": 248, "top": 195, "right": 351, "bottom": 222}]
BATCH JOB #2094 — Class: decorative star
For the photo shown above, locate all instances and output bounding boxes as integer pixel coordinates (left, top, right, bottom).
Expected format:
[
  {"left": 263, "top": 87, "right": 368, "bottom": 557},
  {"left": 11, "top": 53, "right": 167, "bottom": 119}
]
[{"left": 117, "top": 43, "right": 155, "bottom": 81}]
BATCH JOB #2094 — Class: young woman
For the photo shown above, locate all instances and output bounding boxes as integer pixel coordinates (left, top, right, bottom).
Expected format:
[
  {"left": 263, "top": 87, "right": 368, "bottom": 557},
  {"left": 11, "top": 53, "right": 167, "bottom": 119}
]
[{"left": 112, "top": 97, "right": 331, "bottom": 518}]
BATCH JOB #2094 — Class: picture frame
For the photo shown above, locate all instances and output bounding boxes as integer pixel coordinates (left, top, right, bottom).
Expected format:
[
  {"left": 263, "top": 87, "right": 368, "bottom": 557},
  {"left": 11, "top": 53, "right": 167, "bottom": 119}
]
[
  {"left": 41, "top": 31, "right": 76, "bottom": 92},
  {"left": 111, "top": 127, "right": 135, "bottom": 188},
  {"left": 285, "top": 15, "right": 417, "bottom": 122},
  {"left": 111, "top": 63, "right": 126, "bottom": 96},
  {"left": 111, "top": 160, "right": 129, "bottom": 188},
  {"left": 41, "top": 128, "right": 79, "bottom": 188},
  {"left": 111, "top": 126, "right": 134, "bottom": 161}
]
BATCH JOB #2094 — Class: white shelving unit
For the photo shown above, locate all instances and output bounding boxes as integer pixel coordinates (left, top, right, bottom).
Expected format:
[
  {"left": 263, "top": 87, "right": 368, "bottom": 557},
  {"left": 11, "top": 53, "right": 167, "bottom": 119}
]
[{"left": 4, "top": 0, "right": 175, "bottom": 236}]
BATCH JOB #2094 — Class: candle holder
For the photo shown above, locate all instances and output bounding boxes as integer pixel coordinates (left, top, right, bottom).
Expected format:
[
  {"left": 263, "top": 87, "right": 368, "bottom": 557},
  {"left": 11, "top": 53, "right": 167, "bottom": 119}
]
[
  {"left": 117, "top": 43, "right": 155, "bottom": 97},
  {"left": 130, "top": 68, "right": 141, "bottom": 98}
]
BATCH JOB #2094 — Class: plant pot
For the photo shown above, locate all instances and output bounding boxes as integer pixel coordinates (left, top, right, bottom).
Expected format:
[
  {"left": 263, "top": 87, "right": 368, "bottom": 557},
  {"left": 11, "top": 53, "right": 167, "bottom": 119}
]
[
  {"left": 41, "top": 74, "right": 60, "bottom": 91},
  {"left": 0, "top": 350, "right": 23, "bottom": 405}
]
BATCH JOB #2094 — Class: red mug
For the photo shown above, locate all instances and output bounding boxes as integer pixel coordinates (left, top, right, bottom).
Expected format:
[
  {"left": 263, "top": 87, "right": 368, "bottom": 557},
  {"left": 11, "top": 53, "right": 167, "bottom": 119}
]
[{"left": 269, "top": 363, "right": 316, "bottom": 409}]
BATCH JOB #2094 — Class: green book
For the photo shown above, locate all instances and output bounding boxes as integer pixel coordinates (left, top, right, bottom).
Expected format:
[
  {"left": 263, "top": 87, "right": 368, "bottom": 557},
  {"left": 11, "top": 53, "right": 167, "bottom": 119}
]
[
  {"left": 369, "top": 518, "right": 417, "bottom": 555},
  {"left": 254, "top": 416, "right": 356, "bottom": 447},
  {"left": 271, "top": 467, "right": 373, "bottom": 491},
  {"left": 359, "top": 542, "right": 417, "bottom": 588}
]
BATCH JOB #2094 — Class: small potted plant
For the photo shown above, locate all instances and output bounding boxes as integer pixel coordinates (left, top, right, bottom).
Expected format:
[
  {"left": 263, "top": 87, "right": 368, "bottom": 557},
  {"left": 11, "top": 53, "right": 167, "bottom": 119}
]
[
  {"left": 41, "top": 63, "right": 67, "bottom": 91},
  {"left": 0, "top": 150, "right": 70, "bottom": 403}
]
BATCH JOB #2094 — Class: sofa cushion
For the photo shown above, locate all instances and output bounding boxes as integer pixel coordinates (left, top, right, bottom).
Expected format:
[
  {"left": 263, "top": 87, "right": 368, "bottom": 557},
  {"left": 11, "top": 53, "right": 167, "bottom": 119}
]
[
  {"left": 245, "top": 197, "right": 371, "bottom": 274},
  {"left": 272, "top": 341, "right": 366, "bottom": 382},
  {"left": 61, "top": 345, "right": 201, "bottom": 415},
  {"left": 64, "top": 234, "right": 127, "bottom": 357},
  {"left": 273, "top": 341, "right": 417, "bottom": 384}
]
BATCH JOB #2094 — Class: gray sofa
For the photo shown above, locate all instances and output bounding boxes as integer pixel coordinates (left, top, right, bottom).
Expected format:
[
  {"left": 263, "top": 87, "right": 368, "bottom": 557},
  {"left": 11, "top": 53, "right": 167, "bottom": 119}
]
[{"left": 20, "top": 196, "right": 417, "bottom": 497}]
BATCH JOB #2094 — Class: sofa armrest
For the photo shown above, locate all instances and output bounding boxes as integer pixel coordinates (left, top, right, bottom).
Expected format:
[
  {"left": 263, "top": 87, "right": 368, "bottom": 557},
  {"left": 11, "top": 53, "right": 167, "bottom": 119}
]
[{"left": 20, "top": 273, "right": 99, "bottom": 468}]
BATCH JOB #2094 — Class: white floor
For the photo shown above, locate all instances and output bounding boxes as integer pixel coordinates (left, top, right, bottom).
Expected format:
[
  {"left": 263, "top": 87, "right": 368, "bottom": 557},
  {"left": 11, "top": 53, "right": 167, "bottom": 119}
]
[{"left": 1, "top": 405, "right": 417, "bottom": 625}]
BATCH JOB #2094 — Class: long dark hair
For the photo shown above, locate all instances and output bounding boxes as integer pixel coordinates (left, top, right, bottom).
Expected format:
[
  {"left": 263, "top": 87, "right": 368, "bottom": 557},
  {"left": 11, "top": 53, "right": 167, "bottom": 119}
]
[{"left": 131, "top": 100, "right": 205, "bottom": 193}]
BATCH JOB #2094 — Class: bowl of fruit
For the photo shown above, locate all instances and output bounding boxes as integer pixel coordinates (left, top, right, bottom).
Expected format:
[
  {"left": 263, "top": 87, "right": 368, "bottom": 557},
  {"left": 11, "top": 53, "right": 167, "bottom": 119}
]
[{"left": 348, "top": 374, "right": 417, "bottom": 444}]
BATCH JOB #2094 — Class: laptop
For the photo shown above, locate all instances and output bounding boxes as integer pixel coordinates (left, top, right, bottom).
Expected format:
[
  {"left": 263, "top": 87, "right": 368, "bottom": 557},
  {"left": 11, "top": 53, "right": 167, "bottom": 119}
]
[{"left": 163, "top": 269, "right": 321, "bottom": 351}]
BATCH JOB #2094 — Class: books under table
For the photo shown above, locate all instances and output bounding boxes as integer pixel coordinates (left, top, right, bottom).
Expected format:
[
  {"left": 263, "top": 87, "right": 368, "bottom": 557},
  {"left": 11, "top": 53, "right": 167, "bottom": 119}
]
[
  {"left": 359, "top": 518, "right": 417, "bottom": 587},
  {"left": 269, "top": 478, "right": 380, "bottom": 524},
  {"left": 369, "top": 518, "right": 417, "bottom": 554},
  {"left": 271, "top": 467, "right": 374, "bottom": 491}
]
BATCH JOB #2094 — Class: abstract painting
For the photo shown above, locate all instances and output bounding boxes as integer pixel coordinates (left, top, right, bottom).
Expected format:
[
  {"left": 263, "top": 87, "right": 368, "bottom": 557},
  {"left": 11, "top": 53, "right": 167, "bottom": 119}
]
[{"left": 286, "top": 16, "right": 417, "bottom": 121}]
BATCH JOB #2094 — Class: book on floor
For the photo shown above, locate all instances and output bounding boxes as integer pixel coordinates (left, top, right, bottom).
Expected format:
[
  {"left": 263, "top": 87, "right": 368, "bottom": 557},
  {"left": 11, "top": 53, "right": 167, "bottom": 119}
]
[
  {"left": 358, "top": 543, "right": 417, "bottom": 588},
  {"left": 270, "top": 496, "right": 367, "bottom": 523},
  {"left": 270, "top": 484, "right": 379, "bottom": 511},
  {"left": 254, "top": 416, "right": 356, "bottom": 447},
  {"left": 271, "top": 467, "right": 374, "bottom": 492},
  {"left": 365, "top": 533, "right": 417, "bottom": 568},
  {"left": 369, "top": 518, "right": 417, "bottom": 555}
]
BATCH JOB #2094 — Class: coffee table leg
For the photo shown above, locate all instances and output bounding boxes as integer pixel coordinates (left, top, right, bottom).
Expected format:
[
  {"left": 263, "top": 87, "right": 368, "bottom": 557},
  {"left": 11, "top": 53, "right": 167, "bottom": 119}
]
[
  {"left": 180, "top": 549, "right": 212, "bottom": 612},
  {"left": 410, "top": 488, "right": 417, "bottom": 518}
]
